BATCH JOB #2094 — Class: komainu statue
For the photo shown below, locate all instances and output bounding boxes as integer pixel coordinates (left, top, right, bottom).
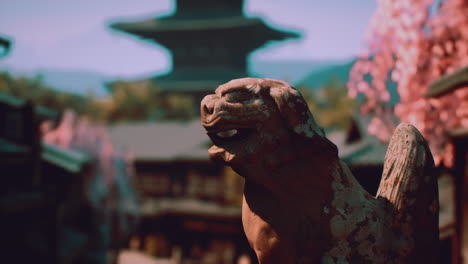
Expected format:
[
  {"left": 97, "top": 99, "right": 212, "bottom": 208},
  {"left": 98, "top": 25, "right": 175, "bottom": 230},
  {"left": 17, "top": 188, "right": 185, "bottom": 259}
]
[{"left": 200, "top": 78, "right": 439, "bottom": 264}]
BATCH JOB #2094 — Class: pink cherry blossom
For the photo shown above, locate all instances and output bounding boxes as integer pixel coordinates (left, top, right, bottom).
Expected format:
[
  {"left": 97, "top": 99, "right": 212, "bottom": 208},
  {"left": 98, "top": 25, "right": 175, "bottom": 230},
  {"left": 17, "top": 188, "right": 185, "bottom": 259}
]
[{"left": 348, "top": 0, "right": 468, "bottom": 167}]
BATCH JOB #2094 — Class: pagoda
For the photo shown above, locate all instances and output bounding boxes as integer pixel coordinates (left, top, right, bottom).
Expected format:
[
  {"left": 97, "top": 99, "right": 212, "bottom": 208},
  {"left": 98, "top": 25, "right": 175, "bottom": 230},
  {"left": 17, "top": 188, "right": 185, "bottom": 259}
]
[{"left": 110, "top": 0, "right": 299, "bottom": 106}]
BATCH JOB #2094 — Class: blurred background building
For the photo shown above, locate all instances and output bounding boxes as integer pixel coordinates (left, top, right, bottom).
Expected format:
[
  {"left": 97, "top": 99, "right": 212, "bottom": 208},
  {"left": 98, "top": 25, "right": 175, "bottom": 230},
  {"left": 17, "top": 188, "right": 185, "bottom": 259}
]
[
  {"left": 110, "top": 0, "right": 299, "bottom": 113},
  {"left": 105, "top": 0, "right": 300, "bottom": 262}
]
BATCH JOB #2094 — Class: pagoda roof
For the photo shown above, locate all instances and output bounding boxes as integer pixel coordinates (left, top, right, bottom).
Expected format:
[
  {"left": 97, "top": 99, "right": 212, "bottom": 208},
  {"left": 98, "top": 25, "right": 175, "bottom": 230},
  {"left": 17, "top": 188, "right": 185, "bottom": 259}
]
[
  {"left": 107, "top": 67, "right": 253, "bottom": 94},
  {"left": 152, "top": 67, "right": 252, "bottom": 92},
  {"left": 149, "top": 79, "right": 229, "bottom": 93},
  {"left": 111, "top": 16, "right": 299, "bottom": 40}
]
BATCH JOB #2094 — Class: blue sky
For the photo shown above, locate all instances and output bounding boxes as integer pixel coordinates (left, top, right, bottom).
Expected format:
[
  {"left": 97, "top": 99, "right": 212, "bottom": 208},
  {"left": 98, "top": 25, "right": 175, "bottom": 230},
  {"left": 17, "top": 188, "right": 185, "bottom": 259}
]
[{"left": 0, "top": 0, "right": 376, "bottom": 77}]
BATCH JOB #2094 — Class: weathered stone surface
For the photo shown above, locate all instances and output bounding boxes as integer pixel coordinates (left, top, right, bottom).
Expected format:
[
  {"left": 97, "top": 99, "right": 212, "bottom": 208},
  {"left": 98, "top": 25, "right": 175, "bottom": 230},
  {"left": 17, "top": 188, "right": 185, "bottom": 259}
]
[{"left": 200, "top": 78, "right": 439, "bottom": 264}]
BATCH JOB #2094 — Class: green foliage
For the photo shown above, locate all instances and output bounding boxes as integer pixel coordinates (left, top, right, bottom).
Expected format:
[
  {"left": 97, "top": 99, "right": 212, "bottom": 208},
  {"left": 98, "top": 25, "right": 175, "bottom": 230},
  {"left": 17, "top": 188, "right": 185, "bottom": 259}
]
[
  {"left": 104, "top": 80, "right": 196, "bottom": 122},
  {"left": 103, "top": 80, "right": 161, "bottom": 122},
  {"left": 298, "top": 78, "right": 357, "bottom": 131},
  {"left": 0, "top": 71, "right": 99, "bottom": 118},
  {"left": 0, "top": 71, "right": 197, "bottom": 123}
]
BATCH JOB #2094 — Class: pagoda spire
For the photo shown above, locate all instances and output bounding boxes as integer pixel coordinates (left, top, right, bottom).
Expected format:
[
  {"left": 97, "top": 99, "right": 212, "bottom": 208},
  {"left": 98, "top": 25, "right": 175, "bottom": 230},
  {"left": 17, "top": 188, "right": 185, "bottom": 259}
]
[{"left": 110, "top": 0, "right": 300, "bottom": 108}]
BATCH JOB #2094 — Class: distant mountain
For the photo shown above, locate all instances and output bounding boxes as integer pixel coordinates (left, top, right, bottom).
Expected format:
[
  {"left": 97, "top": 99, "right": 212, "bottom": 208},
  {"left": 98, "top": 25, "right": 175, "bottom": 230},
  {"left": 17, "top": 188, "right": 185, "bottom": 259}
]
[
  {"left": 2, "top": 59, "right": 353, "bottom": 97},
  {"left": 38, "top": 69, "right": 114, "bottom": 97},
  {"left": 19, "top": 69, "right": 114, "bottom": 97},
  {"left": 295, "top": 59, "right": 399, "bottom": 105},
  {"left": 0, "top": 67, "right": 115, "bottom": 97},
  {"left": 250, "top": 59, "right": 339, "bottom": 85},
  {"left": 296, "top": 59, "right": 356, "bottom": 90}
]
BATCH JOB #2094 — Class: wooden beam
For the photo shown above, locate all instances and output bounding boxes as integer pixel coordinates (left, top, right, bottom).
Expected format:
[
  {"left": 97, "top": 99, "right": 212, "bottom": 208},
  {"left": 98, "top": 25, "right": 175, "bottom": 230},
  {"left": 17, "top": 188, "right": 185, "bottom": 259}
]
[{"left": 426, "top": 66, "right": 468, "bottom": 98}]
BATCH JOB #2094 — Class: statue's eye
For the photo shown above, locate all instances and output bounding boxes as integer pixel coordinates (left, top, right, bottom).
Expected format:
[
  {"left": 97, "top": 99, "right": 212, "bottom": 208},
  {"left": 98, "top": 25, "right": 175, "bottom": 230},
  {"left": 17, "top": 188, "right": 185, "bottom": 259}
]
[{"left": 225, "top": 90, "right": 253, "bottom": 103}]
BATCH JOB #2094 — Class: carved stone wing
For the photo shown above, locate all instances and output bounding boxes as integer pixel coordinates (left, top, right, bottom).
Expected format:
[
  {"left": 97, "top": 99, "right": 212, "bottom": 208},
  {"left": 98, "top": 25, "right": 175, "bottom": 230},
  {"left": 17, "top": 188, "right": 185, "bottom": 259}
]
[{"left": 376, "top": 123, "right": 439, "bottom": 261}]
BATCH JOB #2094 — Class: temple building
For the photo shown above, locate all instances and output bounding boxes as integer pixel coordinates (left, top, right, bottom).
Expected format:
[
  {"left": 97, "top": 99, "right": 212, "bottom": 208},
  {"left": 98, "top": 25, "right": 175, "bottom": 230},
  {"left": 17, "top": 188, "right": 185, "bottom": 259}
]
[
  {"left": 0, "top": 93, "right": 91, "bottom": 263},
  {"left": 110, "top": 0, "right": 299, "bottom": 111},
  {"left": 426, "top": 66, "right": 468, "bottom": 264},
  {"left": 107, "top": 1, "right": 300, "bottom": 262}
]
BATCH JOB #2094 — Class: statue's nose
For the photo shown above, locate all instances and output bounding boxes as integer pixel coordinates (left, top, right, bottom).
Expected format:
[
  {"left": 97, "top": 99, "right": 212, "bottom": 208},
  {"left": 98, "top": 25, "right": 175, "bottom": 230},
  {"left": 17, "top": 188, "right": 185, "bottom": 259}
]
[{"left": 201, "top": 94, "right": 218, "bottom": 116}]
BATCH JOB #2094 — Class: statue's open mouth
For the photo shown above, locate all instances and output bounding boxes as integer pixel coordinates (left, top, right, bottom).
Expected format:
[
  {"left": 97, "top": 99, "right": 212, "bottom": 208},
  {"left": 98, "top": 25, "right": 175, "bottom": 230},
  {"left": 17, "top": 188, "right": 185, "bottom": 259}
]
[{"left": 207, "top": 128, "right": 255, "bottom": 146}]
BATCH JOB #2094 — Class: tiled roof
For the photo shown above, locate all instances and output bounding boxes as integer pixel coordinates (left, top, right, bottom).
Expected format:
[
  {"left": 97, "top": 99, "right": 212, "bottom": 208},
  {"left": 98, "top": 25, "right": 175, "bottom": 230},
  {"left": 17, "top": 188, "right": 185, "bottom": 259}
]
[
  {"left": 327, "top": 130, "right": 387, "bottom": 166},
  {"left": 108, "top": 118, "right": 387, "bottom": 165},
  {"left": 111, "top": 16, "right": 299, "bottom": 40},
  {"left": 108, "top": 120, "right": 210, "bottom": 162},
  {"left": 41, "top": 143, "right": 90, "bottom": 173}
]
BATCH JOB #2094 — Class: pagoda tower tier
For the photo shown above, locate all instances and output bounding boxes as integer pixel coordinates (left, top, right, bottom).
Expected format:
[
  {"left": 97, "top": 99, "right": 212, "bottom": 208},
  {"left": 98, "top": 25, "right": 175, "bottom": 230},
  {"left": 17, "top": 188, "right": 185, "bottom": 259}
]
[{"left": 110, "top": 0, "right": 299, "bottom": 106}]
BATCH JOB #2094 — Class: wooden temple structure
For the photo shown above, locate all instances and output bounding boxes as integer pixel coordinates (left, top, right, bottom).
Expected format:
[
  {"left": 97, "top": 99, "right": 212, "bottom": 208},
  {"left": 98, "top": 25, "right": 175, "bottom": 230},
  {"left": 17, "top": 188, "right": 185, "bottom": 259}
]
[
  {"left": 108, "top": 1, "right": 300, "bottom": 263},
  {"left": 426, "top": 65, "right": 468, "bottom": 264},
  {"left": 0, "top": 93, "right": 90, "bottom": 263},
  {"left": 0, "top": 35, "right": 11, "bottom": 57},
  {"left": 110, "top": 0, "right": 299, "bottom": 112}
]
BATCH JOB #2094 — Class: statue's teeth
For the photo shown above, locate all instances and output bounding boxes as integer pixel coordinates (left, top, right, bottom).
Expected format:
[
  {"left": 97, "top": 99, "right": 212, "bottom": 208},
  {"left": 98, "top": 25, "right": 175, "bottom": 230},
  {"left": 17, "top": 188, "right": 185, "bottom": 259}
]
[{"left": 216, "top": 129, "right": 238, "bottom": 138}]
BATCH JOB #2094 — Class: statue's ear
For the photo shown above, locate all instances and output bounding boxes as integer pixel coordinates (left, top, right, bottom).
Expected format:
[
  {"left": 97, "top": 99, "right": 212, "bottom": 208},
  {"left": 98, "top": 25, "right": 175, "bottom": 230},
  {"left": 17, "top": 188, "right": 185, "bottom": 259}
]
[{"left": 266, "top": 80, "right": 325, "bottom": 138}]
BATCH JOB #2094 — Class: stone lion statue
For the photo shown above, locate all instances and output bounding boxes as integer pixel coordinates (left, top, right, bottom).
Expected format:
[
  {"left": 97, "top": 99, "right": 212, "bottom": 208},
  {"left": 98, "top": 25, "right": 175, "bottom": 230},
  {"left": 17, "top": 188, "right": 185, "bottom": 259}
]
[{"left": 200, "top": 78, "right": 439, "bottom": 264}]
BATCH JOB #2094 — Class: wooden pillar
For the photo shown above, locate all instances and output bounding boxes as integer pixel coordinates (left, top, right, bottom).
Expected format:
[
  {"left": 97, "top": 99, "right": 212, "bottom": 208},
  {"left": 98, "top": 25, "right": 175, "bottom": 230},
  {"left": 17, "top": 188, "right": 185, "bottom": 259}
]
[{"left": 450, "top": 129, "right": 468, "bottom": 264}]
